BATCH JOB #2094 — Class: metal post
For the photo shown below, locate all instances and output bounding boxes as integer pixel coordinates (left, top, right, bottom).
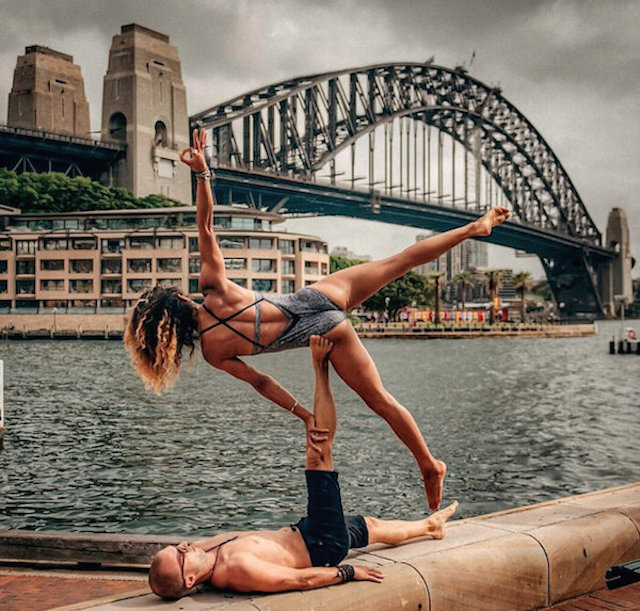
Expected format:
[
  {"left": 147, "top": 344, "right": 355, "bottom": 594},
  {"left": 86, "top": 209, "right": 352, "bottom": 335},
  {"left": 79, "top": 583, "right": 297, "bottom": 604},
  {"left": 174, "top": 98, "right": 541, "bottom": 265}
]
[{"left": 0, "top": 359, "right": 4, "bottom": 444}]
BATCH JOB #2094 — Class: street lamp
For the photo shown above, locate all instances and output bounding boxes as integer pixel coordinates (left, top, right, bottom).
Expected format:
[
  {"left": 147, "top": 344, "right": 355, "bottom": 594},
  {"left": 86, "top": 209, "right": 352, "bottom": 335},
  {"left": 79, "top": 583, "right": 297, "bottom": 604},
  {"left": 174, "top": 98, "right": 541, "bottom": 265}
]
[{"left": 52, "top": 307, "right": 57, "bottom": 334}]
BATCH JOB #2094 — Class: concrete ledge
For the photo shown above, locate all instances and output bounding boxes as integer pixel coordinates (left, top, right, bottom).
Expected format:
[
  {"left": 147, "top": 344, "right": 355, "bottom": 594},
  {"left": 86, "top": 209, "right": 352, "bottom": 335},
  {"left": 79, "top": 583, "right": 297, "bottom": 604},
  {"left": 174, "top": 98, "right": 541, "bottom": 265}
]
[{"left": 4, "top": 483, "right": 639, "bottom": 610}]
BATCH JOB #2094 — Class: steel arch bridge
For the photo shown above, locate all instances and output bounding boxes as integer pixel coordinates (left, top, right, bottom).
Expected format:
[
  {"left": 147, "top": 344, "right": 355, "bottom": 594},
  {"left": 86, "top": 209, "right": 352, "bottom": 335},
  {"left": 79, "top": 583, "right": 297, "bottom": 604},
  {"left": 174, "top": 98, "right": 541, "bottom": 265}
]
[{"left": 190, "top": 62, "right": 615, "bottom": 315}]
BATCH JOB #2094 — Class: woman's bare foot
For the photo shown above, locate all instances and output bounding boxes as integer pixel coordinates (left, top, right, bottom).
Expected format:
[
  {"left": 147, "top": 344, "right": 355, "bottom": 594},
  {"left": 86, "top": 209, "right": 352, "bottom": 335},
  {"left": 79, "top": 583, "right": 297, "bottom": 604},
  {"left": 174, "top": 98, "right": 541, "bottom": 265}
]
[
  {"left": 310, "top": 335, "right": 333, "bottom": 368},
  {"left": 423, "top": 500, "right": 459, "bottom": 539},
  {"left": 423, "top": 459, "right": 447, "bottom": 511},
  {"left": 473, "top": 206, "right": 511, "bottom": 237}
]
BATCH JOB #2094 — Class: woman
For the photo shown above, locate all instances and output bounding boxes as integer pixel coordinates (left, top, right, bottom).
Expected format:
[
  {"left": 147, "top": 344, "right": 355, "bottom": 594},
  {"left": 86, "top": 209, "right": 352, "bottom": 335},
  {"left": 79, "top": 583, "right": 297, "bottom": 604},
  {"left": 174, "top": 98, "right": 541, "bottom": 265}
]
[{"left": 125, "top": 129, "right": 510, "bottom": 511}]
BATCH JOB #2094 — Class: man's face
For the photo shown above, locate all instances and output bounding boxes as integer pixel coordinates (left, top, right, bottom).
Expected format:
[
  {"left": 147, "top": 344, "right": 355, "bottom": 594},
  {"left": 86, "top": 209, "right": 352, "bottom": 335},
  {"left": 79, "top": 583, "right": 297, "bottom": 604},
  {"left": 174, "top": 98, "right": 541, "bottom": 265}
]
[{"left": 175, "top": 541, "right": 208, "bottom": 589}]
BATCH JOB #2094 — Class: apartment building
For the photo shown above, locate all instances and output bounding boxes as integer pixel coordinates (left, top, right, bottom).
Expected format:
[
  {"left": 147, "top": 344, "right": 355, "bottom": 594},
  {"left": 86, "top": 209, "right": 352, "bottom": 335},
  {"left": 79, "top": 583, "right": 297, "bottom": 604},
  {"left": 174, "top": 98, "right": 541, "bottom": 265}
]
[{"left": 0, "top": 205, "right": 329, "bottom": 312}]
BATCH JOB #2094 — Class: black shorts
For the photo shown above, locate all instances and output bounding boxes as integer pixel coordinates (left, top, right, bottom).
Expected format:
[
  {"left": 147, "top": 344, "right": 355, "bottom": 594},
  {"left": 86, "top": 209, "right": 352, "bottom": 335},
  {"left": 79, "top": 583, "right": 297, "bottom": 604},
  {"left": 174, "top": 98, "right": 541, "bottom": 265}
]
[{"left": 292, "top": 470, "right": 369, "bottom": 567}]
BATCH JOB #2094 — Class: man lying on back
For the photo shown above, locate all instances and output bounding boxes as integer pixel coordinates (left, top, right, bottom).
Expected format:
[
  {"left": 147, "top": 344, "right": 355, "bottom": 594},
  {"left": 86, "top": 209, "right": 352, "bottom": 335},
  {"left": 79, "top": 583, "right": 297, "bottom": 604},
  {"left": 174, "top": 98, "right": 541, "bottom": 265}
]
[{"left": 149, "top": 335, "right": 458, "bottom": 599}]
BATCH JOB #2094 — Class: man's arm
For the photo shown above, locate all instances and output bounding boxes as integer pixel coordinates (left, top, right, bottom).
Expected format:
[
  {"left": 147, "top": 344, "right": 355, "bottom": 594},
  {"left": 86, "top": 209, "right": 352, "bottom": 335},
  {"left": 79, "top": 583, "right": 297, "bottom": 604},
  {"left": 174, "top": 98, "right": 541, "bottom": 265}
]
[{"left": 223, "top": 554, "right": 383, "bottom": 593}]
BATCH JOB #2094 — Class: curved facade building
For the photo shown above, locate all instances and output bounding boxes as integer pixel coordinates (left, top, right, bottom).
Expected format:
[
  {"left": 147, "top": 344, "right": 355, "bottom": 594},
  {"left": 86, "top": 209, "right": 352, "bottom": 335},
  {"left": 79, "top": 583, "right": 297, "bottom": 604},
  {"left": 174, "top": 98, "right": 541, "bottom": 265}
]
[{"left": 0, "top": 205, "right": 329, "bottom": 312}]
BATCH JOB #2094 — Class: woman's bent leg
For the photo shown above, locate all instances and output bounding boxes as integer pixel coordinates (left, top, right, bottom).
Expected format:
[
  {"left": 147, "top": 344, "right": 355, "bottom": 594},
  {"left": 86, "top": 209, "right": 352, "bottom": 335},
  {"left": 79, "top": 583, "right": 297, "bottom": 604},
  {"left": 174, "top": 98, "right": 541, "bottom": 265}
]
[
  {"left": 313, "top": 207, "right": 509, "bottom": 310},
  {"left": 326, "top": 324, "right": 446, "bottom": 511}
]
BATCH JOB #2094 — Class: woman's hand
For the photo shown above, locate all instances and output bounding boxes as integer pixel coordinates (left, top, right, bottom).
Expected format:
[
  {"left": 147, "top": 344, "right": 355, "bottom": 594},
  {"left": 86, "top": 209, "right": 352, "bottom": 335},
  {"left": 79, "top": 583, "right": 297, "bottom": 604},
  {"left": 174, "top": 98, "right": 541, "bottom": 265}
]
[
  {"left": 179, "top": 128, "right": 208, "bottom": 173},
  {"left": 304, "top": 415, "right": 330, "bottom": 455}
]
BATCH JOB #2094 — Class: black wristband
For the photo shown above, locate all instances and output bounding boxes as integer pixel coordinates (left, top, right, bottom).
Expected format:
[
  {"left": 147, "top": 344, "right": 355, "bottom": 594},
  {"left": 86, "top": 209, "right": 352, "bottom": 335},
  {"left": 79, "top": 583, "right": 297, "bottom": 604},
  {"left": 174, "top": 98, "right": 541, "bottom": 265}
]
[{"left": 337, "top": 564, "right": 355, "bottom": 582}]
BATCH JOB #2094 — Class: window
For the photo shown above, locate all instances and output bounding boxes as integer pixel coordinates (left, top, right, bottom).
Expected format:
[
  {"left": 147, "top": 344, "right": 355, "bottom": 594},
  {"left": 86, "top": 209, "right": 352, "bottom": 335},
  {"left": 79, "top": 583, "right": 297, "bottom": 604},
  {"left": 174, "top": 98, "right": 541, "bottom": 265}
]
[
  {"left": 101, "top": 259, "right": 122, "bottom": 274},
  {"left": 249, "top": 238, "right": 273, "bottom": 250},
  {"left": 70, "top": 279, "right": 93, "bottom": 293},
  {"left": 279, "top": 240, "right": 295, "bottom": 255},
  {"left": 69, "top": 299, "right": 97, "bottom": 309},
  {"left": 188, "top": 278, "right": 200, "bottom": 293},
  {"left": 305, "top": 261, "right": 318, "bottom": 274},
  {"left": 101, "top": 297, "right": 124, "bottom": 308},
  {"left": 252, "top": 259, "right": 274, "bottom": 273},
  {"left": 189, "top": 258, "right": 201, "bottom": 273},
  {"left": 129, "top": 236, "right": 155, "bottom": 250},
  {"left": 70, "top": 259, "right": 93, "bottom": 273},
  {"left": 17, "top": 240, "right": 37, "bottom": 255},
  {"left": 281, "top": 279, "right": 295, "bottom": 294},
  {"left": 16, "top": 279, "right": 35, "bottom": 294},
  {"left": 230, "top": 278, "right": 247, "bottom": 288},
  {"left": 301, "top": 240, "right": 320, "bottom": 253},
  {"left": 101, "top": 279, "right": 122, "bottom": 294},
  {"left": 281, "top": 260, "right": 295, "bottom": 274},
  {"left": 72, "top": 238, "right": 96, "bottom": 250},
  {"left": 109, "top": 112, "right": 127, "bottom": 141},
  {"left": 16, "top": 260, "right": 35, "bottom": 275},
  {"left": 157, "top": 258, "right": 182, "bottom": 273},
  {"left": 158, "top": 278, "right": 181, "bottom": 288},
  {"left": 252, "top": 279, "right": 274, "bottom": 292},
  {"left": 41, "top": 279, "right": 64, "bottom": 291},
  {"left": 321, "top": 262, "right": 328, "bottom": 275},
  {"left": 0, "top": 238, "right": 11, "bottom": 251},
  {"left": 158, "top": 236, "right": 184, "bottom": 250},
  {"left": 101, "top": 239, "right": 123, "bottom": 254},
  {"left": 127, "top": 258, "right": 151, "bottom": 273},
  {"left": 127, "top": 279, "right": 151, "bottom": 293},
  {"left": 224, "top": 258, "right": 246, "bottom": 270},
  {"left": 154, "top": 120, "right": 168, "bottom": 146},
  {"left": 0, "top": 280, "right": 7, "bottom": 293},
  {"left": 219, "top": 236, "right": 245, "bottom": 249},
  {"left": 0, "top": 260, "right": 8, "bottom": 273},
  {"left": 188, "top": 237, "right": 199, "bottom": 252},
  {"left": 43, "top": 238, "right": 68, "bottom": 251},
  {"left": 41, "top": 259, "right": 64, "bottom": 272}
]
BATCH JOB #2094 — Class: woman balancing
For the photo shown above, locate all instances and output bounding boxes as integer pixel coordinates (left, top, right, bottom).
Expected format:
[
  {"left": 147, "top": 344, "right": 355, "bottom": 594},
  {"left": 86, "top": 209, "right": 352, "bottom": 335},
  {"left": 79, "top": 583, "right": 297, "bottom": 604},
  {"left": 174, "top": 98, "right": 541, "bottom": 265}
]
[{"left": 125, "top": 129, "right": 510, "bottom": 511}]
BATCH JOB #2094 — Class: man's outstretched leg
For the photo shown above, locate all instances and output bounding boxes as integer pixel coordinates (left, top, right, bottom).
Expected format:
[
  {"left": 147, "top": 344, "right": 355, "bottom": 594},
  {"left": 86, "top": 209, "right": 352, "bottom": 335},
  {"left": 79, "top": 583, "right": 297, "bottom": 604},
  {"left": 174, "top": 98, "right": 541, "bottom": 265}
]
[{"left": 364, "top": 501, "right": 459, "bottom": 546}]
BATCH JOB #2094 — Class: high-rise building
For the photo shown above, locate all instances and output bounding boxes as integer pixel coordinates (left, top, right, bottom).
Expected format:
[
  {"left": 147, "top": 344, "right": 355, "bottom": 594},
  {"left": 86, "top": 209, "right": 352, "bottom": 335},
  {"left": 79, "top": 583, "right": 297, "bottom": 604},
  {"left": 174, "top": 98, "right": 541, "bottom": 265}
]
[
  {"left": 101, "top": 24, "right": 191, "bottom": 202},
  {"left": 7, "top": 46, "right": 90, "bottom": 137}
]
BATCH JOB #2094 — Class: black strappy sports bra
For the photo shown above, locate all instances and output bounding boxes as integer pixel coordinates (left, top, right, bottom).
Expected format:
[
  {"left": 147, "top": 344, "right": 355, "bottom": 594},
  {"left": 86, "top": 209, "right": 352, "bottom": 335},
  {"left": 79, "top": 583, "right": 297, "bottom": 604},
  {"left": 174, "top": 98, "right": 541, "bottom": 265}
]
[{"left": 199, "top": 292, "right": 266, "bottom": 354}]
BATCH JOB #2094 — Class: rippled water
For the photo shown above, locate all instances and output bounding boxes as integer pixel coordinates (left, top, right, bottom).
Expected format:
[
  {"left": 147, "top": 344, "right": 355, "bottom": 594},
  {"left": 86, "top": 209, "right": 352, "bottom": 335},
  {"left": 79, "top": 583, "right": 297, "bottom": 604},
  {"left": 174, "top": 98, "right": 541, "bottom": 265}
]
[{"left": 0, "top": 320, "right": 638, "bottom": 536}]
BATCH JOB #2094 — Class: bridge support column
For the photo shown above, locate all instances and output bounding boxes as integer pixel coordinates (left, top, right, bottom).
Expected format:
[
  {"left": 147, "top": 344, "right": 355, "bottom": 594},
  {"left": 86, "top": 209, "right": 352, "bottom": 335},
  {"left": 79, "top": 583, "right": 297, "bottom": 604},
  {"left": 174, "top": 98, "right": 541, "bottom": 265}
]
[{"left": 600, "top": 208, "right": 633, "bottom": 317}]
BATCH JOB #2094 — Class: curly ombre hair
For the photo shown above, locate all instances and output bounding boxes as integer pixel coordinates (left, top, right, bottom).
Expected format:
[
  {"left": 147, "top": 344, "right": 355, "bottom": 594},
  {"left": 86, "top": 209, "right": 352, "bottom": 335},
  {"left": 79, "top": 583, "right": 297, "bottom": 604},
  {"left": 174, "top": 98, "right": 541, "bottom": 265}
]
[{"left": 124, "top": 286, "right": 198, "bottom": 394}]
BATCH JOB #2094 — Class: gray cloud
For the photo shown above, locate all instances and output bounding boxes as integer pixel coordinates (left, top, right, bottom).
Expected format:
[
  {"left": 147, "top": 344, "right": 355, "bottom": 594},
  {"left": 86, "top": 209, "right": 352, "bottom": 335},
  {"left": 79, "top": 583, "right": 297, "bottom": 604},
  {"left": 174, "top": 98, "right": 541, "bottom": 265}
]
[{"left": 0, "top": 0, "right": 638, "bottom": 269}]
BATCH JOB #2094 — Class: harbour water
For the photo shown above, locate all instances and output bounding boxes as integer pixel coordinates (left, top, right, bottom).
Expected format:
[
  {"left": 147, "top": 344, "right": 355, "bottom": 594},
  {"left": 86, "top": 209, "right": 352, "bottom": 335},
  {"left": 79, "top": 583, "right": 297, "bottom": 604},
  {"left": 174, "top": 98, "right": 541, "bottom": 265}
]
[{"left": 0, "top": 319, "right": 638, "bottom": 537}]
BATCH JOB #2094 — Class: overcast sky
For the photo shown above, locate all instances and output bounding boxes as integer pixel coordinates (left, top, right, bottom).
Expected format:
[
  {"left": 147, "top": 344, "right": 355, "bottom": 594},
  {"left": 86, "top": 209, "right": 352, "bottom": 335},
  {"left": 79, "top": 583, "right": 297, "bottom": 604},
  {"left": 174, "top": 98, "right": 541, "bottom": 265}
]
[{"left": 1, "top": 0, "right": 638, "bottom": 277}]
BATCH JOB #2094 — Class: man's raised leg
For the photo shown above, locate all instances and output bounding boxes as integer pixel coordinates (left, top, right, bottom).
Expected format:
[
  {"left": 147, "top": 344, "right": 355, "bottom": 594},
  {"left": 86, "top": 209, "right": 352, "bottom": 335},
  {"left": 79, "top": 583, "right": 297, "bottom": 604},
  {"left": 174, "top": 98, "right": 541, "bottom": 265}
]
[{"left": 305, "top": 335, "right": 336, "bottom": 472}]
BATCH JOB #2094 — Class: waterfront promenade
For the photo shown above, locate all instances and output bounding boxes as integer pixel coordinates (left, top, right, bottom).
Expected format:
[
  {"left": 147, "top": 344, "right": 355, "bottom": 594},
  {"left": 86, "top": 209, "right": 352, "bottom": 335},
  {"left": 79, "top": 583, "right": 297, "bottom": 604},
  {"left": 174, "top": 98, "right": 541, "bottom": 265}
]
[
  {"left": 0, "top": 312, "right": 595, "bottom": 340},
  {"left": 1, "top": 483, "right": 638, "bottom": 610}
]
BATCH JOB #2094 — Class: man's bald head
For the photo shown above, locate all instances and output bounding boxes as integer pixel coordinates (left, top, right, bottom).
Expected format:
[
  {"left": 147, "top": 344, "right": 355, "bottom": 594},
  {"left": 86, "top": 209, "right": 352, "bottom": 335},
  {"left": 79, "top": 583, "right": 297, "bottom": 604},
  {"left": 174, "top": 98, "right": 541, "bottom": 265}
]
[{"left": 148, "top": 546, "right": 188, "bottom": 600}]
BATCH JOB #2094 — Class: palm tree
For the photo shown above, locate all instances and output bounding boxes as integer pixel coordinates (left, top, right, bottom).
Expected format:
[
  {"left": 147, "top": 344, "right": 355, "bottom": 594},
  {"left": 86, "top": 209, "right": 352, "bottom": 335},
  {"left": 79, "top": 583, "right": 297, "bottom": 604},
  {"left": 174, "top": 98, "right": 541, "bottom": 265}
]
[
  {"left": 484, "top": 269, "right": 504, "bottom": 324},
  {"left": 453, "top": 271, "right": 472, "bottom": 310},
  {"left": 512, "top": 271, "right": 533, "bottom": 322},
  {"left": 429, "top": 272, "right": 445, "bottom": 324}
]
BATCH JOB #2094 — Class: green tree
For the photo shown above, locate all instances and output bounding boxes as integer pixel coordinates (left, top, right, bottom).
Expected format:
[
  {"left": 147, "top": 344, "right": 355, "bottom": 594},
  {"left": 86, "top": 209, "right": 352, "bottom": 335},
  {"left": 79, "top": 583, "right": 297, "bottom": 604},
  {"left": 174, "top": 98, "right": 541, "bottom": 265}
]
[
  {"left": 363, "top": 271, "right": 432, "bottom": 321},
  {"left": 484, "top": 269, "right": 504, "bottom": 324},
  {"left": 453, "top": 270, "right": 472, "bottom": 310},
  {"left": 0, "top": 169, "right": 184, "bottom": 213},
  {"left": 512, "top": 271, "right": 533, "bottom": 322},
  {"left": 429, "top": 272, "right": 445, "bottom": 324}
]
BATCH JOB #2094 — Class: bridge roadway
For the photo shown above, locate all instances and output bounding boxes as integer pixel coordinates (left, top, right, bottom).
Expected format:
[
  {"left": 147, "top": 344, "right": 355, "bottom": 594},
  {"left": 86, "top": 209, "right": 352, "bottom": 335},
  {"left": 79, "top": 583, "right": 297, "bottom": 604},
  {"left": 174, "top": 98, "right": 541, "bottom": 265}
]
[{"left": 212, "top": 166, "right": 615, "bottom": 262}]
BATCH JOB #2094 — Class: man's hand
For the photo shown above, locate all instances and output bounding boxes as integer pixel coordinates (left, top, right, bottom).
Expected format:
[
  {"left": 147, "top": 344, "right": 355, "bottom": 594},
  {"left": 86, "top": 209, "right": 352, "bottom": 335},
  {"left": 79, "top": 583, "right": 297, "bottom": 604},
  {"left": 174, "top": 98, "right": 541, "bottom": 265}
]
[
  {"left": 304, "top": 415, "right": 329, "bottom": 455},
  {"left": 353, "top": 565, "right": 384, "bottom": 583}
]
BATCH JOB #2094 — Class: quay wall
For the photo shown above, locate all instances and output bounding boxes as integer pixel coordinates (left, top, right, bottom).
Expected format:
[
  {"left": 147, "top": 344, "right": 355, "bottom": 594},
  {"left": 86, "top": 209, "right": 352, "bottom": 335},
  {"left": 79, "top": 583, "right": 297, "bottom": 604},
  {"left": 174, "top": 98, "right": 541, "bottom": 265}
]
[
  {"left": 0, "top": 313, "right": 595, "bottom": 340},
  {"left": 0, "top": 483, "right": 638, "bottom": 610}
]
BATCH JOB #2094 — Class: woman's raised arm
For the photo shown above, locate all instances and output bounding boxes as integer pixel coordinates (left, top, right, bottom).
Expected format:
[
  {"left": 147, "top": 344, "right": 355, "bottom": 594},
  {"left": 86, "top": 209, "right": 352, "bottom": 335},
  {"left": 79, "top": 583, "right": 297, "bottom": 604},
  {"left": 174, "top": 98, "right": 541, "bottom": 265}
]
[{"left": 179, "top": 128, "right": 226, "bottom": 292}]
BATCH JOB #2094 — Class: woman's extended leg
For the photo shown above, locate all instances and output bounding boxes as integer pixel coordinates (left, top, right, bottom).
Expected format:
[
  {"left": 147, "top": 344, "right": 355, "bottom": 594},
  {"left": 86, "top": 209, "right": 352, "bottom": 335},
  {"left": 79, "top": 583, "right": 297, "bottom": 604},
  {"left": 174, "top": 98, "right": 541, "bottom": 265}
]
[
  {"left": 313, "top": 207, "right": 509, "bottom": 310},
  {"left": 364, "top": 501, "right": 458, "bottom": 545},
  {"left": 325, "top": 323, "right": 446, "bottom": 511}
]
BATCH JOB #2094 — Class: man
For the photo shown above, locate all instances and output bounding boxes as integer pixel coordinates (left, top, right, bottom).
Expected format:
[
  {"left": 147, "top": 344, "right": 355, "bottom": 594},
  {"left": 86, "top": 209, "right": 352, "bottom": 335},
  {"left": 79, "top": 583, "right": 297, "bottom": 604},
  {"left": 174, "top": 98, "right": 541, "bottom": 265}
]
[{"left": 149, "top": 336, "right": 458, "bottom": 599}]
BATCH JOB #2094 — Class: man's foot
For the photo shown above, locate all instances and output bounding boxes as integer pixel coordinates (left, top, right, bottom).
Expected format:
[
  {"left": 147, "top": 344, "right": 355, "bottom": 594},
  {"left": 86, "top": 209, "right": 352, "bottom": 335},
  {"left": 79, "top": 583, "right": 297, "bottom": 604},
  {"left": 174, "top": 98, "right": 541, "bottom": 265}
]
[
  {"left": 423, "top": 460, "right": 447, "bottom": 512},
  {"left": 310, "top": 335, "right": 333, "bottom": 368},
  {"left": 473, "top": 206, "right": 510, "bottom": 237},
  {"left": 423, "top": 500, "right": 459, "bottom": 540}
]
